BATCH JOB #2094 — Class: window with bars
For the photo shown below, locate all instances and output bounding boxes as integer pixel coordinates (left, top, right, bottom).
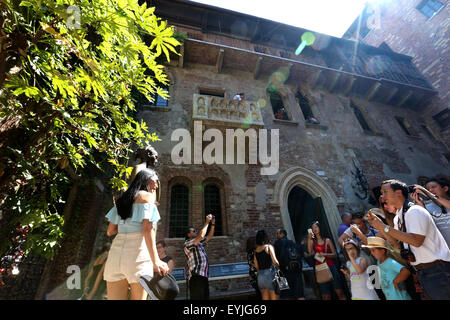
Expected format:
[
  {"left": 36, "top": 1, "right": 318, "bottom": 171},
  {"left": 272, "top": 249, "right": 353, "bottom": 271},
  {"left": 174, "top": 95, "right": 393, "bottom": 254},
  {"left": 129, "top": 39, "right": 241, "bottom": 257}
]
[
  {"left": 169, "top": 184, "right": 189, "bottom": 238},
  {"left": 204, "top": 184, "right": 223, "bottom": 236},
  {"left": 417, "top": 0, "right": 444, "bottom": 19}
]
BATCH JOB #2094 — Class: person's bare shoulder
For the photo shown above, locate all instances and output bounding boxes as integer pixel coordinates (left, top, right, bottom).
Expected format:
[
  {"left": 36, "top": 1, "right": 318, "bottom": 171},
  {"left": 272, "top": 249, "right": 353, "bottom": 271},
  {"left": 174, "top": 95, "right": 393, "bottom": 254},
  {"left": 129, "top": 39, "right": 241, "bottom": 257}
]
[{"left": 135, "top": 191, "right": 156, "bottom": 204}]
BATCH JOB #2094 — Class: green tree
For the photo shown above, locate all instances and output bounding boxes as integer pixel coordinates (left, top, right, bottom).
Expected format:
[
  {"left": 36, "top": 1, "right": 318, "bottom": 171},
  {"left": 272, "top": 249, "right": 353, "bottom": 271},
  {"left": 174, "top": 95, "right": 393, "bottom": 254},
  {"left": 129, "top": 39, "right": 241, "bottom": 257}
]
[{"left": 0, "top": 0, "right": 180, "bottom": 259}]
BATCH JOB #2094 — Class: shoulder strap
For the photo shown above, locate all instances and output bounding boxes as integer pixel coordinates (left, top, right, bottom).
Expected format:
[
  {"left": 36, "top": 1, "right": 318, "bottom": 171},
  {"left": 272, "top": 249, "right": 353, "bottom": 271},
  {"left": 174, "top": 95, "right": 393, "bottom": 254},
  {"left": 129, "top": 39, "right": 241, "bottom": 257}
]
[{"left": 399, "top": 204, "right": 413, "bottom": 253}]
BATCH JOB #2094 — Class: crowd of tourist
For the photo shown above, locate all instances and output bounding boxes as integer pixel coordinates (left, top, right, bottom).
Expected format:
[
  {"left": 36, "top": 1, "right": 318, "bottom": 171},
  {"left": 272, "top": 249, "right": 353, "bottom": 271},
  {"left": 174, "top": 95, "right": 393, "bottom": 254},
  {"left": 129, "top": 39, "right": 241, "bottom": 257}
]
[
  {"left": 246, "top": 177, "right": 450, "bottom": 300},
  {"left": 95, "top": 158, "right": 449, "bottom": 301}
]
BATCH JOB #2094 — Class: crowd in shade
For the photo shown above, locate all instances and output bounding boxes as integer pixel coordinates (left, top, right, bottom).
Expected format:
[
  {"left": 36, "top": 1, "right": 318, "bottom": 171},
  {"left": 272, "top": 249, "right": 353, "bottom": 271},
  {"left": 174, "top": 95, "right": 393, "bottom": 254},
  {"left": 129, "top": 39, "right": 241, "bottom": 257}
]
[
  {"left": 246, "top": 177, "right": 450, "bottom": 300},
  {"left": 84, "top": 164, "right": 449, "bottom": 300}
]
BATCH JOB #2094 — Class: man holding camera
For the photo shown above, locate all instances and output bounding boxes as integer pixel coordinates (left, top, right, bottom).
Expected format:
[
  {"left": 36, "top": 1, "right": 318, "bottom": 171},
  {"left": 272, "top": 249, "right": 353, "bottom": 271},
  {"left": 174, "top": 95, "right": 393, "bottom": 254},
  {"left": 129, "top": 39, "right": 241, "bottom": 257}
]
[
  {"left": 368, "top": 179, "right": 450, "bottom": 300},
  {"left": 184, "top": 214, "right": 215, "bottom": 300}
]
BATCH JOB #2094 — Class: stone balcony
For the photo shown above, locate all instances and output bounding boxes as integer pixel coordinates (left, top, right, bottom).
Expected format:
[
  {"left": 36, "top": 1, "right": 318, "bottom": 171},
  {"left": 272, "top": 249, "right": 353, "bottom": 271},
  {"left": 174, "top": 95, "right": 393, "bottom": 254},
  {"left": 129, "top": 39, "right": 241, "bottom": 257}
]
[{"left": 192, "top": 94, "right": 265, "bottom": 128}]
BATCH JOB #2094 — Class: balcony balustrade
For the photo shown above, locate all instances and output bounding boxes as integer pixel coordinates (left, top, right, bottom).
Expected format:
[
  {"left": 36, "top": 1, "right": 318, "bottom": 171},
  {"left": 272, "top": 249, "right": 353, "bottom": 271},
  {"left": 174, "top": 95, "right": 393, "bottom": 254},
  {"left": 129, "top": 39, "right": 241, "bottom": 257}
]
[{"left": 192, "top": 94, "right": 264, "bottom": 127}]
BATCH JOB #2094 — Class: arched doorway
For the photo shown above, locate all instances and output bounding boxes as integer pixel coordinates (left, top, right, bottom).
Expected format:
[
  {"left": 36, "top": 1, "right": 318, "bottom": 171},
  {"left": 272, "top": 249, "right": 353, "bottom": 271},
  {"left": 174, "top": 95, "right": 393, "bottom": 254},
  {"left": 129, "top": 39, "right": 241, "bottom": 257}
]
[
  {"left": 288, "top": 186, "right": 335, "bottom": 245},
  {"left": 272, "top": 167, "right": 341, "bottom": 246}
]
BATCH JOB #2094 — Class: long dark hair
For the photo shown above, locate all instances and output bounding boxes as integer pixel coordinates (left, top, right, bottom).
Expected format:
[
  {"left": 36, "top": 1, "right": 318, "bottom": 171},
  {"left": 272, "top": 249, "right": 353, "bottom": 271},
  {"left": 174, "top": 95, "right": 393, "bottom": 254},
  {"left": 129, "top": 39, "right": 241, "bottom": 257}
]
[
  {"left": 246, "top": 236, "right": 256, "bottom": 253},
  {"left": 255, "top": 230, "right": 269, "bottom": 246},
  {"left": 116, "top": 168, "right": 158, "bottom": 220},
  {"left": 311, "top": 221, "right": 321, "bottom": 241},
  {"left": 426, "top": 177, "right": 450, "bottom": 198}
]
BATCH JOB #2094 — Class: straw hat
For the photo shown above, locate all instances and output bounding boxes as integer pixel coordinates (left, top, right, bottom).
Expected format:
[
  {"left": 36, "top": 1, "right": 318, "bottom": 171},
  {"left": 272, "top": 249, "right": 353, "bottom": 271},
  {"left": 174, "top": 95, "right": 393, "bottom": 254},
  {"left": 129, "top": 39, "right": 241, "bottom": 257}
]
[{"left": 361, "top": 237, "right": 391, "bottom": 251}]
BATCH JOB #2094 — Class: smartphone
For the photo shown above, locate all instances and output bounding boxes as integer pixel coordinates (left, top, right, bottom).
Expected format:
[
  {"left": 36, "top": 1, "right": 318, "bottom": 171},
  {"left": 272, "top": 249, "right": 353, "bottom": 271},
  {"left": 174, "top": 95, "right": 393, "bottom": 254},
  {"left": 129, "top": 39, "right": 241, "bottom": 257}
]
[{"left": 307, "top": 228, "right": 313, "bottom": 235}]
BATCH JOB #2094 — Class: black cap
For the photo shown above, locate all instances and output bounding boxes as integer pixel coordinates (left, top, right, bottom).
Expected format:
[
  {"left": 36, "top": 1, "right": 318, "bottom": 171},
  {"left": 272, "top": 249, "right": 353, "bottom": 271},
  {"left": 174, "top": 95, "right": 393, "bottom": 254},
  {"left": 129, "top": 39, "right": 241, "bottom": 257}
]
[{"left": 139, "top": 274, "right": 179, "bottom": 300}]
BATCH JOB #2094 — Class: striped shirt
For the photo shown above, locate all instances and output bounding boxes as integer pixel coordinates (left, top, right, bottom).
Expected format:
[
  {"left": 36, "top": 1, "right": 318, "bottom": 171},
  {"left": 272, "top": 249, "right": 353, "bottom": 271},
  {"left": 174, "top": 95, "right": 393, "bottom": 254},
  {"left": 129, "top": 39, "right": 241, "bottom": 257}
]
[{"left": 184, "top": 238, "right": 209, "bottom": 279}]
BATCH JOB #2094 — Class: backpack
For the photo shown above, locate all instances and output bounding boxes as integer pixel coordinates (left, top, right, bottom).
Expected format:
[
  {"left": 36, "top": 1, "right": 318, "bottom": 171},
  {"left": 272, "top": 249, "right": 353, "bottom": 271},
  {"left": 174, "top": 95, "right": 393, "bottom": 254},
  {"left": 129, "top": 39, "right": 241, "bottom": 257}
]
[{"left": 282, "top": 240, "right": 301, "bottom": 273}]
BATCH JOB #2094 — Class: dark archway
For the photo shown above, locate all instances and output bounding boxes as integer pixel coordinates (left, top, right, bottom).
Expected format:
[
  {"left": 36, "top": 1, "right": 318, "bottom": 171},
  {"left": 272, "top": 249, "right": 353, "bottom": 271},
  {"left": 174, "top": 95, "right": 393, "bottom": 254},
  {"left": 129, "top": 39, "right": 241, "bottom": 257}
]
[{"left": 287, "top": 186, "right": 334, "bottom": 244}]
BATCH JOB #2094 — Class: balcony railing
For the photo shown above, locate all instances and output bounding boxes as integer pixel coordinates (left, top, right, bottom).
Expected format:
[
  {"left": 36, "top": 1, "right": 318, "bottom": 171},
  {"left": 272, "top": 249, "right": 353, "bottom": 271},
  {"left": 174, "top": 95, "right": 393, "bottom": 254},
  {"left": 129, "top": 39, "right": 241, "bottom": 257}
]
[{"left": 192, "top": 94, "right": 264, "bottom": 127}]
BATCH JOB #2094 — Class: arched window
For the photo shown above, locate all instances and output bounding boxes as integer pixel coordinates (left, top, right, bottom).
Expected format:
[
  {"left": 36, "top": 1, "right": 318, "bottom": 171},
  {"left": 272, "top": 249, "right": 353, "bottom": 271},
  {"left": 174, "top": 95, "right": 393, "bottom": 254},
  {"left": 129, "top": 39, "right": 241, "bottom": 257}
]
[
  {"left": 297, "top": 91, "right": 319, "bottom": 124},
  {"left": 268, "top": 89, "right": 290, "bottom": 120},
  {"left": 204, "top": 184, "right": 223, "bottom": 236},
  {"left": 169, "top": 184, "right": 189, "bottom": 238},
  {"left": 351, "top": 101, "right": 372, "bottom": 132}
]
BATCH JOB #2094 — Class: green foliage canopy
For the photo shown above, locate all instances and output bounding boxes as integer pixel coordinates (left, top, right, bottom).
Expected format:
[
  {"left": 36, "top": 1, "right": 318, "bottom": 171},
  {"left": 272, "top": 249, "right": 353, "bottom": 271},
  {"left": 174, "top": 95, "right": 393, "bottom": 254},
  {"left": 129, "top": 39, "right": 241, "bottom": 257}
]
[{"left": 0, "top": 0, "right": 180, "bottom": 258}]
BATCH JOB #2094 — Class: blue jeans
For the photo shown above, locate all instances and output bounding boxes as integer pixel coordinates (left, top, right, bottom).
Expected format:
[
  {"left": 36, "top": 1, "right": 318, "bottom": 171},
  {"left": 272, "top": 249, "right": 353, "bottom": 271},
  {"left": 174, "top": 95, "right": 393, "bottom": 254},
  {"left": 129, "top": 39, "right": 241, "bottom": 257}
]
[
  {"left": 257, "top": 268, "right": 276, "bottom": 292},
  {"left": 417, "top": 261, "right": 450, "bottom": 300}
]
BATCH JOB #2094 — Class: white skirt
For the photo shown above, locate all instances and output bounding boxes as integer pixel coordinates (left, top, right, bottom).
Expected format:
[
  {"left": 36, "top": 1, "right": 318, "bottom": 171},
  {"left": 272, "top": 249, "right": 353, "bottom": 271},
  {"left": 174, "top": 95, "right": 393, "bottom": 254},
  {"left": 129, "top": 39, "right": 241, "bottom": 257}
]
[{"left": 103, "top": 232, "right": 153, "bottom": 283}]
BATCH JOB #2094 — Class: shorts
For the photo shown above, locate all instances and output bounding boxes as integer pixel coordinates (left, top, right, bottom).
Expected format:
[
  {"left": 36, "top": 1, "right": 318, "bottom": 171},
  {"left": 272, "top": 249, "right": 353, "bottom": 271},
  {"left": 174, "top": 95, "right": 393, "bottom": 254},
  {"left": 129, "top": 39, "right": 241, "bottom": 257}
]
[
  {"left": 103, "top": 232, "right": 153, "bottom": 283},
  {"left": 257, "top": 268, "right": 276, "bottom": 292},
  {"left": 318, "top": 265, "right": 343, "bottom": 296}
]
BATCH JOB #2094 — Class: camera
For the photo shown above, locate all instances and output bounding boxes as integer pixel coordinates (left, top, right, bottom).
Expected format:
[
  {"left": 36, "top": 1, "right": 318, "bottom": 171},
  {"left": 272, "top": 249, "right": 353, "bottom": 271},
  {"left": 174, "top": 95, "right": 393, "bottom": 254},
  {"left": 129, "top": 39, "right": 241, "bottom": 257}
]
[
  {"left": 408, "top": 185, "right": 430, "bottom": 201},
  {"left": 400, "top": 247, "right": 416, "bottom": 263}
]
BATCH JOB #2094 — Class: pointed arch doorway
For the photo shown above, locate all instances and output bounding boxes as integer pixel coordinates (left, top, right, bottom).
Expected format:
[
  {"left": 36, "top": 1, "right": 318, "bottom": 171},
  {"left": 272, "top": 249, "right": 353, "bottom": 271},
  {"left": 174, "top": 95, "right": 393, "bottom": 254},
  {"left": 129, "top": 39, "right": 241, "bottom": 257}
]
[
  {"left": 287, "top": 186, "right": 335, "bottom": 245},
  {"left": 272, "top": 167, "right": 341, "bottom": 246}
]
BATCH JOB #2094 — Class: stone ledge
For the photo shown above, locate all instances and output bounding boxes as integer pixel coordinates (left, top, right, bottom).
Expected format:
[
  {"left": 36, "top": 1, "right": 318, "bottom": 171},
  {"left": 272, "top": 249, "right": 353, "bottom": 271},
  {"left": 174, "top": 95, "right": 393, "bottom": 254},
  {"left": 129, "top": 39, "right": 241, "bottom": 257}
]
[
  {"left": 305, "top": 123, "right": 328, "bottom": 130},
  {"left": 273, "top": 119, "right": 299, "bottom": 126}
]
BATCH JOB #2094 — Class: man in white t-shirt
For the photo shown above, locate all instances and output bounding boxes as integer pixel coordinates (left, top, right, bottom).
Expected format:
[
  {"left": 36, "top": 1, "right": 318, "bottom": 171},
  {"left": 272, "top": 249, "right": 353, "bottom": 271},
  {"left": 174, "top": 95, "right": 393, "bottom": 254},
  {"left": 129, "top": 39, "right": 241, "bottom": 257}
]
[{"left": 368, "top": 179, "right": 450, "bottom": 300}]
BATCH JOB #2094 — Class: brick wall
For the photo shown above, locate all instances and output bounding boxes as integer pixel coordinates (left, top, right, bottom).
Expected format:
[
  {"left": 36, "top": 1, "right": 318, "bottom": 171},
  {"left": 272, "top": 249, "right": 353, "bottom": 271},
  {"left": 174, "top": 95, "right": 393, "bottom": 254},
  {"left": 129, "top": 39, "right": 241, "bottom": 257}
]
[
  {"left": 354, "top": 0, "right": 449, "bottom": 146},
  {"left": 136, "top": 55, "right": 449, "bottom": 295}
]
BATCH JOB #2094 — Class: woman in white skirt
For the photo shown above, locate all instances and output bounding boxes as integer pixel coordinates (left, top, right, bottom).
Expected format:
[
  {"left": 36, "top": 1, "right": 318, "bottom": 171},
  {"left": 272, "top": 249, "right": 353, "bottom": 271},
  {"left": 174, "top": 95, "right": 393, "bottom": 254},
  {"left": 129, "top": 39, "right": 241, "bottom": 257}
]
[{"left": 103, "top": 168, "right": 169, "bottom": 300}]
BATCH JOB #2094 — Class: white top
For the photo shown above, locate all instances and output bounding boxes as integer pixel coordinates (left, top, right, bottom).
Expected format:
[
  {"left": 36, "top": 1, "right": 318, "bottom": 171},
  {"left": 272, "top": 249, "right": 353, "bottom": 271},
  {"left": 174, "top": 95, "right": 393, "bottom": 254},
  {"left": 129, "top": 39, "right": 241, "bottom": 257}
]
[
  {"left": 346, "top": 257, "right": 379, "bottom": 300},
  {"left": 394, "top": 205, "right": 450, "bottom": 265},
  {"left": 425, "top": 202, "right": 450, "bottom": 247}
]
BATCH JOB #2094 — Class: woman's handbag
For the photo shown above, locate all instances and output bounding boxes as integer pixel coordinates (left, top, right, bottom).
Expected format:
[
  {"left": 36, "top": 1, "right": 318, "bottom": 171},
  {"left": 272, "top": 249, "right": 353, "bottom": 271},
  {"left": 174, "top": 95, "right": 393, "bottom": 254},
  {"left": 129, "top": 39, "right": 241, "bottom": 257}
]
[
  {"left": 315, "top": 262, "right": 333, "bottom": 284},
  {"left": 272, "top": 268, "right": 290, "bottom": 295},
  {"left": 314, "top": 239, "right": 333, "bottom": 284}
]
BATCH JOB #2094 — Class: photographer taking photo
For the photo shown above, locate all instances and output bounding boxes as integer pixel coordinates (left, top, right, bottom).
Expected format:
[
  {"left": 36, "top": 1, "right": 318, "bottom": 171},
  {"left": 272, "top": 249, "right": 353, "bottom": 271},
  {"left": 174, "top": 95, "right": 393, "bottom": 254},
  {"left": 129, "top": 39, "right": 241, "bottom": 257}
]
[
  {"left": 411, "top": 178, "right": 450, "bottom": 247},
  {"left": 184, "top": 214, "right": 216, "bottom": 300},
  {"left": 368, "top": 179, "right": 450, "bottom": 300}
]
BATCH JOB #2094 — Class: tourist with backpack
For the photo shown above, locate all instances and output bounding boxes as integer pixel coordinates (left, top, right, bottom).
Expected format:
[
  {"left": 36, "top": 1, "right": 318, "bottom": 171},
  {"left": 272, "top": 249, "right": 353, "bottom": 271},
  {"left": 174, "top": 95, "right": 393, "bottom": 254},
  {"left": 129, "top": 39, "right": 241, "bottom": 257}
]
[{"left": 274, "top": 229, "right": 305, "bottom": 300}]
